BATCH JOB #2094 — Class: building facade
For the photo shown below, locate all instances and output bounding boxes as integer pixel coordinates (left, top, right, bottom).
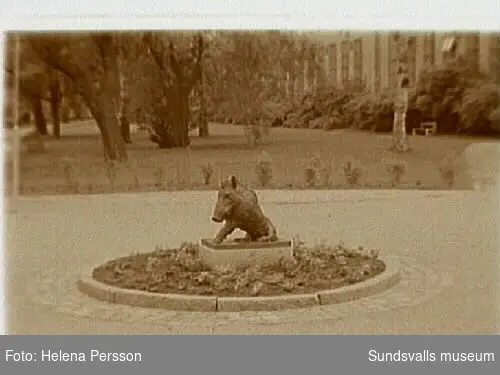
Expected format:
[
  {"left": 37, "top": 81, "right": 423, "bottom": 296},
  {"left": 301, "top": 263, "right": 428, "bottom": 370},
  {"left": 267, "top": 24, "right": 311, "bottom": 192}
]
[{"left": 316, "top": 32, "right": 500, "bottom": 93}]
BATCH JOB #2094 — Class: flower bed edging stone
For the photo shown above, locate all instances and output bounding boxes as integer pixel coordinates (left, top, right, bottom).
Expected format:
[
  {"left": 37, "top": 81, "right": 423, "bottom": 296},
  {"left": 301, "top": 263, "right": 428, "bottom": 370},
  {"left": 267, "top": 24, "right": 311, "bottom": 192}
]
[
  {"left": 77, "top": 256, "right": 401, "bottom": 312},
  {"left": 77, "top": 274, "right": 217, "bottom": 312},
  {"left": 217, "top": 293, "right": 320, "bottom": 312}
]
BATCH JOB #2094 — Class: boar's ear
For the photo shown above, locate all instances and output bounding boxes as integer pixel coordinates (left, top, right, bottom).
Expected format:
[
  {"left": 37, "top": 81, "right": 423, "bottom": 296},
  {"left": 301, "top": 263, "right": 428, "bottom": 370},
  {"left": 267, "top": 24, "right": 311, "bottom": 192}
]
[{"left": 230, "top": 175, "right": 237, "bottom": 189}]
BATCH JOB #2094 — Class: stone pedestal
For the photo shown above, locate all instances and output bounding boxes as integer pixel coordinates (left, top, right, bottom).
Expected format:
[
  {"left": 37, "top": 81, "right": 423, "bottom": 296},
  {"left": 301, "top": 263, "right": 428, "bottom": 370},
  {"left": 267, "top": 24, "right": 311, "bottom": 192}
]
[{"left": 199, "top": 238, "right": 294, "bottom": 269}]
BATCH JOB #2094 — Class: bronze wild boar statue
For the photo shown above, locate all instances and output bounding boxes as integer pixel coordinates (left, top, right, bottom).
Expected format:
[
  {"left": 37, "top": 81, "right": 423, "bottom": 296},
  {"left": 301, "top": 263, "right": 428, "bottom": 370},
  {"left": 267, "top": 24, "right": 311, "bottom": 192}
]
[{"left": 211, "top": 175, "right": 278, "bottom": 244}]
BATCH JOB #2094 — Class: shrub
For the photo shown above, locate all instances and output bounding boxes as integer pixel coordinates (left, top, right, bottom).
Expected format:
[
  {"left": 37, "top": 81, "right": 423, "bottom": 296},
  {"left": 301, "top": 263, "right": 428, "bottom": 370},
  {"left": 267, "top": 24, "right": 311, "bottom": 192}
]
[
  {"left": 281, "top": 86, "right": 359, "bottom": 130},
  {"left": 126, "top": 160, "right": 141, "bottom": 190},
  {"left": 415, "top": 58, "right": 500, "bottom": 135},
  {"left": 304, "top": 167, "right": 316, "bottom": 187},
  {"left": 383, "top": 159, "right": 408, "bottom": 187},
  {"left": 324, "top": 112, "right": 346, "bottom": 130},
  {"left": 304, "top": 155, "right": 321, "bottom": 187},
  {"left": 319, "top": 161, "right": 334, "bottom": 187},
  {"left": 61, "top": 157, "right": 80, "bottom": 193},
  {"left": 304, "top": 154, "right": 333, "bottom": 187},
  {"left": 154, "top": 166, "right": 166, "bottom": 190},
  {"left": 343, "top": 90, "right": 395, "bottom": 132},
  {"left": 309, "top": 117, "right": 327, "bottom": 130},
  {"left": 199, "top": 162, "right": 215, "bottom": 186},
  {"left": 255, "top": 151, "right": 273, "bottom": 187},
  {"left": 342, "top": 157, "right": 363, "bottom": 186},
  {"left": 459, "top": 82, "right": 500, "bottom": 135},
  {"left": 438, "top": 153, "right": 458, "bottom": 188}
]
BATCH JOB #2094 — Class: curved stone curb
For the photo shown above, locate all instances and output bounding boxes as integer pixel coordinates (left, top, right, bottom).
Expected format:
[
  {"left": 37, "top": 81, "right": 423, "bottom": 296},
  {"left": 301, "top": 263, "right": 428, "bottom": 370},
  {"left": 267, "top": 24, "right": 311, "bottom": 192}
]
[
  {"left": 77, "top": 271, "right": 217, "bottom": 312},
  {"left": 77, "top": 257, "right": 400, "bottom": 312}
]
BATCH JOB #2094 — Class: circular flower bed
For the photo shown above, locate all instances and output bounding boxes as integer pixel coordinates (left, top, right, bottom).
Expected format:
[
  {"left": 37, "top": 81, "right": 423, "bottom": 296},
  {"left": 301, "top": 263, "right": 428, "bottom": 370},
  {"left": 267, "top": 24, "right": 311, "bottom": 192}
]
[{"left": 93, "top": 242, "right": 386, "bottom": 297}]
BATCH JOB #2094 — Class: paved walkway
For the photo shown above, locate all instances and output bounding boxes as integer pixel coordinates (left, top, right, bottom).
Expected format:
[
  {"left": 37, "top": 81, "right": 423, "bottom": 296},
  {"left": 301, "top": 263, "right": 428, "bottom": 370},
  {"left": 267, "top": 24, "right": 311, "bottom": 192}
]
[{"left": 4, "top": 188, "right": 499, "bottom": 334}]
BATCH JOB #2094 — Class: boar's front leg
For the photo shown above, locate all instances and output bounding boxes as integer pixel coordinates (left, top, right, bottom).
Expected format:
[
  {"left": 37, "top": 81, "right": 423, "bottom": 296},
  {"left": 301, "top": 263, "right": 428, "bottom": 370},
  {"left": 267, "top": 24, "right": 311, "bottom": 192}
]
[{"left": 214, "top": 221, "right": 236, "bottom": 244}]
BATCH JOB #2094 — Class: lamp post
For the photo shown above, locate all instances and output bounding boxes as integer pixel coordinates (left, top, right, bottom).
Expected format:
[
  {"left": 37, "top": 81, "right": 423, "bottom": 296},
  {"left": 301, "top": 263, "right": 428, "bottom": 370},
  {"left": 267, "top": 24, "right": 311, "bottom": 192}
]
[{"left": 391, "top": 33, "right": 410, "bottom": 153}]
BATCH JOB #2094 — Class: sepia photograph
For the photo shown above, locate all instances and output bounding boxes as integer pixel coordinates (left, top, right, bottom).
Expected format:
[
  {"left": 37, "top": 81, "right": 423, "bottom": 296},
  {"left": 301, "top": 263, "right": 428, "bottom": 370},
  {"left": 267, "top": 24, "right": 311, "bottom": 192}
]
[{"left": 3, "top": 29, "right": 499, "bottom": 335}]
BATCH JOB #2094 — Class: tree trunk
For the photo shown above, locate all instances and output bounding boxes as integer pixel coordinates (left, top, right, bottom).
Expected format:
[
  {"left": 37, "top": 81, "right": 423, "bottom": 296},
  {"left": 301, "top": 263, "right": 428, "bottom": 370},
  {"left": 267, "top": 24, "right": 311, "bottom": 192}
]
[
  {"left": 391, "top": 86, "right": 410, "bottom": 152},
  {"left": 49, "top": 83, "right": 62, "bottom": 138},
  {"left": 198, "top": 114, "right": 209, "bottom": 137},
  {"left": 198, "top": 61, "right": 209, "bottom": 137},
  {"left": 31, "top": 96, "right": 48, "bottom": 135},
  {"left": 87, "top": 36, "right": 128, "bottom": 161},
  {"left": 117, "top": 54, "right": 131, "bottom": 143},
  {"left": 198, "top": 93, "right": 209, "bottom": 137},
  {"left": 120, "top": 114, "right": 131, "bottom": 143},
  {"left": 85, "top": 92, "right": 127, "bottom": 161},
  {"left": 169, "top": 86, "right": 191, "bottom": 147},
  {"left": 99, "top": 105, "right": 128, "bottom": 161},
  {"left": 391, "top": 35, "right": 410, "bottom": 153}
]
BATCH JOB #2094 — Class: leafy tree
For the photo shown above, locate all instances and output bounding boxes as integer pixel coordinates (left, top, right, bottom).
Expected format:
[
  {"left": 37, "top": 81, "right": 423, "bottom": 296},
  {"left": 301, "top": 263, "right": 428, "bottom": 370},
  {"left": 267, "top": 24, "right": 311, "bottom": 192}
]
[
  {"left": 47, "top": 68, "right": 63, "bottom": 138},
  {"left": 4, "top": 35, "right": 50, "bottom": 135},
  {"left": 27, "top": 32, "right": 128, "bottom": 160},
  {"left": 142, "top": 31, "right": 203, "bottom": 148}
]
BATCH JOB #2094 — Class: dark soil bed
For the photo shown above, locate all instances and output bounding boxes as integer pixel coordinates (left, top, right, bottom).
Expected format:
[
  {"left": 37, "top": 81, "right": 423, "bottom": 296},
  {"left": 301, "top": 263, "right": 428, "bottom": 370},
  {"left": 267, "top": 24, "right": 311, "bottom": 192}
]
[{"left": 93, "top": 242, "right": 386, "bottom": 297}]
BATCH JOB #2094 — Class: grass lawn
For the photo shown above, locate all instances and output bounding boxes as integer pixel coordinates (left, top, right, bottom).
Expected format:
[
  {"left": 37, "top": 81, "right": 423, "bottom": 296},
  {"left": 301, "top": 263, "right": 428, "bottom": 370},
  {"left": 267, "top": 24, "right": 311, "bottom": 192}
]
[{"left": 4, "top": 122, "right": 486, "bottom": 196}]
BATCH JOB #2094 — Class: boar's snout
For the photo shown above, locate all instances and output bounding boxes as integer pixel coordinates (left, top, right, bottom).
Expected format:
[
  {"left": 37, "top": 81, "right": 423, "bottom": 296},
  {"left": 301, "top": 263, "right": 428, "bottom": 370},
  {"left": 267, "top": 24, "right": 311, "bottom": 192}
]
[{"left": 212, "top": 216, "right": 223, "bottom": 223}]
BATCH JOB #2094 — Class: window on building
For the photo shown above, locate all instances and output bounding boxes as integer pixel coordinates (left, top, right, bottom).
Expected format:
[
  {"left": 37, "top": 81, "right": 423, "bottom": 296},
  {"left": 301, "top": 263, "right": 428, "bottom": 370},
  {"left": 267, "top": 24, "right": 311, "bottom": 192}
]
[
  {"left": 388, "top": 33, "right": 416, "bottom": 89},
  {"left": 423, "top": 33, "right": 435, "bottom": 67},
  {"left": 442, "top": 35, "right": 457, "bottom": 62},
  {"left": 490, "top": 34, "right": 500, "bottom": 82},
  {"left": 307, "top": 46, "right": 316, "bottom": 89},
  {"left": 329, "top": 43, "right": 337, "bottom": 84},
  {"left": 374, "top": 33, "right": 381, "bottom": 92},
  {"left": 389, "top": 33, "right": 399, "bottom": 89},
  {"left": 464, "top": 33, "right": 480, "bottom": 71},
  {"left": 407, "top": 36, "right": 417, "bottom": 86},
  {"left": 442, "top": 36, "right": 457, "bottom": 52},
  {"left": 341, "top": 40, "right": 349, "bottom": 85},
  {"left": 353, "top": 38, "right": 363, "bottom": 83}
]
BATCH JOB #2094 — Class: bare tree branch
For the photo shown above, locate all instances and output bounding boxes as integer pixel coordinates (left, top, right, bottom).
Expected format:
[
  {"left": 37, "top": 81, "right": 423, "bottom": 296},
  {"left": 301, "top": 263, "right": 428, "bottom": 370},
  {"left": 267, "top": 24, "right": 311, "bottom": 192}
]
[{"left": 143, "top": 32, "right": 176, "bottom": 86}]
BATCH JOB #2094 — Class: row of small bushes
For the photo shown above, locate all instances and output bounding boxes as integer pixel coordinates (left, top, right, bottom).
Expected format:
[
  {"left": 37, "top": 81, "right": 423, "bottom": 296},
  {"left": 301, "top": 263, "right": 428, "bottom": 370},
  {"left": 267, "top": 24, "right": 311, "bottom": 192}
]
[
  {"left": 56, "top": 151, "right": 459, "bottom": 195},
  {"left": 252, "top": 151, "right": 458, "bottom": 189}
]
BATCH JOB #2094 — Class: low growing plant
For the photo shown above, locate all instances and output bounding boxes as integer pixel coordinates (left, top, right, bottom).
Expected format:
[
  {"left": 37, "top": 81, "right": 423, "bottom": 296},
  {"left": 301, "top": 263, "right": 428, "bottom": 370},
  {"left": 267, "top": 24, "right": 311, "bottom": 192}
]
[
  {"left": 255, "top": 151, "right": 273, "bottom": 188},
  {"left": 154, "top": 165, "right": 167, "bottom": 190},
  {"left": 304, "top": 155, "right": 320, "bottom": 187},
  {"left": 342, "top": 157, "right": 363, "bottom": 186},
  {"left": 383, "top": 159, "right": 408, "bottom": 187},
  {"left": 305, "top": 154, "right": 334, "bottom": 187},
  {"left": 61, "top": 157, "right": 80, "bottom": 193},
  {"left": 304, "top": 167, "right": 317, "bottom": 187},
  {"left": 438, "top": 153, "right": 458, "bottom": 188},
  {"left": 199, "top": 161, "right": 215, "bottom": 186},
  {"left": 319, "top": 161, "right": 334, "bottom": 187},
  {"left": 126, "top": 160, "right": 141, "bottom": 190}
]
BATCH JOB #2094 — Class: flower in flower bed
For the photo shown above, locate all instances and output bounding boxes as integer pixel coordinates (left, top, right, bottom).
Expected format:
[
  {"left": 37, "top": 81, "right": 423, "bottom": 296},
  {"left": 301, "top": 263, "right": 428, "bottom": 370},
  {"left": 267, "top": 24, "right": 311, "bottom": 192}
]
[{"left": 92, "top": 241, "right": 386, "bottom": 297}]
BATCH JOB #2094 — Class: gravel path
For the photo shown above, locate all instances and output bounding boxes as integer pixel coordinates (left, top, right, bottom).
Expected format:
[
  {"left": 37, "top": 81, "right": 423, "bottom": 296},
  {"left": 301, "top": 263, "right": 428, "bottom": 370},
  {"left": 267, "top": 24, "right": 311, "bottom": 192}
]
[{"left": 5, "top": 188, "right": 498, "bottom": 334}]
